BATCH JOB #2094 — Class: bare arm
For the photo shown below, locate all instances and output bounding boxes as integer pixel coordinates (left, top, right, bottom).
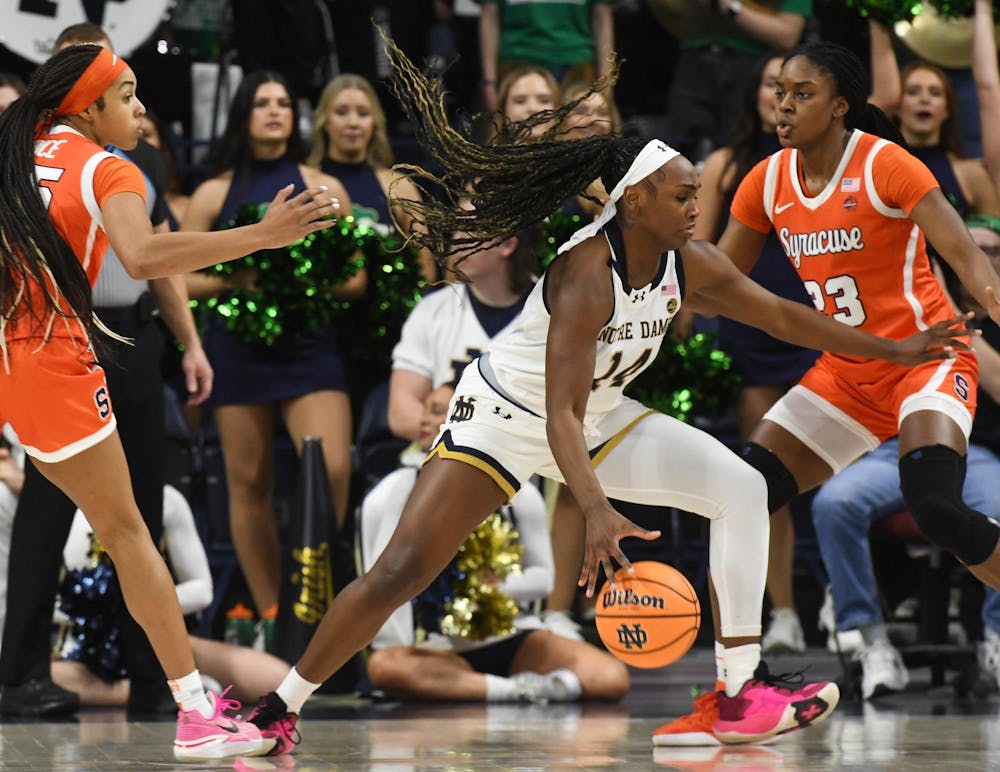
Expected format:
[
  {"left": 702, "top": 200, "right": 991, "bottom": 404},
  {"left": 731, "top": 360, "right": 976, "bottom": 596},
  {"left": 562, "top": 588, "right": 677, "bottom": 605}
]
[
  {"left": 302, "top": 166, "right": 367, "bottom": 299},
  {"left": 912, "top": 188, "right": 1000, "bottom": 323},
  {"left": 591, "top": 3, "right": 614, "bottom": 78},
  {"left": 544, "top": 243, "right": 660, "bottom": 595},
  {"left": 716, "top": 216, "right": 769, "bottom": 275},
  {"left": 104, "top": 184, "right": 339, "bottom": 280},
  {"left": 933, "top": 260, "right": 1000, "bottom": 403},
  {"left": 386, "top": 170, "right": 438, "bottom": 283},
  {"left": 479, "top": 3, "right": 501, "bottom": 112},
  {"left": 718, "top": 2, "right": 806, "bottom": 49},
  {"left": 387, "top": 368, "right": 432, "bottom": 441},
  {"left": 868, "top": 20, "right": 901, "bottom": 113},
  {"left": 973, "top": 334, "right": 1000, "bottom": 403},
  {"left": 955, "top": 158, "right": 1000, "bottom": 216},
  {"left": 974, "top": 0, "right": 1000, "bottom": 192},
  {"left": 692, "top": 148, "right": 731, "bottom": 242},
  {"left": 683, "top": 239, "right": 974, "bottom": 362},
  {"left": 149, "top": 269, "right": 214, "bottom": 405}
]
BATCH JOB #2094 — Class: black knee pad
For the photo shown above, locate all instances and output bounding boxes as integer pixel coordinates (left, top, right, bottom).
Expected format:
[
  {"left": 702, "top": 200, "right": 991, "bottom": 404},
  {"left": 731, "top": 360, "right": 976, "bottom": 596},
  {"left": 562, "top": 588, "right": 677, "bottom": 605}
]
[
  {"left": 738, "top": 442, "right": 799, "bottom": 514},
  {"left": 899, "top": 444, "right": 1000, "bottom": 566}
]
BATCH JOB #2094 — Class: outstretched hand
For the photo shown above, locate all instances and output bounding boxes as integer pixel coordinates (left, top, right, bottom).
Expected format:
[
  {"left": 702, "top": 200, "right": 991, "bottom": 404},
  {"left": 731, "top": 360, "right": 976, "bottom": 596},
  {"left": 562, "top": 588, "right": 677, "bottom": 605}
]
[
  {"left": 257, "top": 184, "right": 341, "bottom": 249},
  {"left": 987, "top": 286, "right": 1000, "bottom": 328},
  {"left": 578, "top": 503, "right": 661, "bottom": 598},
  {"left": 890, "top": 312, "right": 978, "bottom": 365}
]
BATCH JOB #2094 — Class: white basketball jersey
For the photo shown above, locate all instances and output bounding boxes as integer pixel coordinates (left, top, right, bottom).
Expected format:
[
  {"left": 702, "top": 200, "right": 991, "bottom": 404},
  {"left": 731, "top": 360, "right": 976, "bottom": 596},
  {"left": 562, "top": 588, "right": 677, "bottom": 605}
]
[
  {"left": 485, "top": 225, "right": 684, "bottom": 423},
  {"left": 392, "top": 284, "right": 522, "bottom": 387}
]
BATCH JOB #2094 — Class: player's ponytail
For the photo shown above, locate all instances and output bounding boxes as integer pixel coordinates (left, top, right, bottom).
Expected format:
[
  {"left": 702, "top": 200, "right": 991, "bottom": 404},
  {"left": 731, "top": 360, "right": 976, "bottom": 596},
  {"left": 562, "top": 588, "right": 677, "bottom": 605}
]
[
  {"left": 380, "top": 29, "right": 636, "bottom": 272},
  {"left": 0, "top": 44, "right": 104, "bottom": 346},
  {"left": 785, "top": 41, "right": 907, "bottom": 148}
]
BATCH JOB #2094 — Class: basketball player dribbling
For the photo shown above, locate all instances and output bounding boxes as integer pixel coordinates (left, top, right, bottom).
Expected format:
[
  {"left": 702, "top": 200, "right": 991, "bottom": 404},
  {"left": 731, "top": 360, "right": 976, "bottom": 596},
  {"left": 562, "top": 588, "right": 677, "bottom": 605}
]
[
  {"left": 244, "top": 36, "right": 976, "bottom": 754},
  {"left": 0, "top": 44, "right": 338, "bottom": 760},
  {"left": 660, "top": 40, "right": 1000, "bottom": 743}
]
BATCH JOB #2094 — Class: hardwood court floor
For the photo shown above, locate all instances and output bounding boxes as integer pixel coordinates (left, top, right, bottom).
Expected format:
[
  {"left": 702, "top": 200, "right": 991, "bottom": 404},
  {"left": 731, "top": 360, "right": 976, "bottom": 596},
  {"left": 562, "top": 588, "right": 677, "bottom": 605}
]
[{"left": 2, "top": 648, "right": 998, "bottom": 771}]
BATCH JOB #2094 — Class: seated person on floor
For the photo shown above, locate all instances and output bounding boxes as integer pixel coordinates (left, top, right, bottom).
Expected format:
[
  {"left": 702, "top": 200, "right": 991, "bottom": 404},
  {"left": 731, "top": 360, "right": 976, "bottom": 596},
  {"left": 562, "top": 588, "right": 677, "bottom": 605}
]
[{"left": 360, "top": 386, "right": 629, "bottom": 703}]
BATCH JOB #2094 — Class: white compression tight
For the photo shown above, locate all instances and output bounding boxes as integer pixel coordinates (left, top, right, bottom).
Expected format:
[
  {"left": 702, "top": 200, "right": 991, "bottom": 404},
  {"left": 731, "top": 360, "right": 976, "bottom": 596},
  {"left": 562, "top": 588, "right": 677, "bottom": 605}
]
[{"left": 593, "top": 412, "right": 767, "bottom": 638}]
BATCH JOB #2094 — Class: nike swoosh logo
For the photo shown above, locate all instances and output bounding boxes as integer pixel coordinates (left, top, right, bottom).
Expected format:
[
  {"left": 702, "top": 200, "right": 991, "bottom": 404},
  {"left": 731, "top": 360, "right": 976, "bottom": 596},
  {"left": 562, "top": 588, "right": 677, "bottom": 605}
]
[
  {"left": 775, "top": 202, "right": 795, "bottom": 214},
  {"left": 220, "top": 722, "right": 240, "bottom": 734}
]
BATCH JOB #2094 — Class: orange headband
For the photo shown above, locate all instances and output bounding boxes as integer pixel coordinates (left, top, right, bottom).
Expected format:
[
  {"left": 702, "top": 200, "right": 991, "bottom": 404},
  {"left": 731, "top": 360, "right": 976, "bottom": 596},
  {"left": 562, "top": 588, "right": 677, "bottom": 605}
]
[{"left": 56, "top": 48, "right": 128, "bottom": 117}]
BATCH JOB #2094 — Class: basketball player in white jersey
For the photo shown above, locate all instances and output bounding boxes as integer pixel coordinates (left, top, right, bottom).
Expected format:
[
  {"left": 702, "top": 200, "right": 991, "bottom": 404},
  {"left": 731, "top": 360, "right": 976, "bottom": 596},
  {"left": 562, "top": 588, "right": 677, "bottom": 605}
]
[{"left": 246, "top": 37, "right": 975, "bottom": 753}]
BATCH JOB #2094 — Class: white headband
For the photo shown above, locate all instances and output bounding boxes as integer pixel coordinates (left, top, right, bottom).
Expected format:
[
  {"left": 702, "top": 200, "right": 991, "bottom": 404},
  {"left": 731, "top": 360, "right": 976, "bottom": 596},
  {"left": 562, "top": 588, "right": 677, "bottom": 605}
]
[{"left": 556, "top": 139, "right": 681, "bottom": 255}]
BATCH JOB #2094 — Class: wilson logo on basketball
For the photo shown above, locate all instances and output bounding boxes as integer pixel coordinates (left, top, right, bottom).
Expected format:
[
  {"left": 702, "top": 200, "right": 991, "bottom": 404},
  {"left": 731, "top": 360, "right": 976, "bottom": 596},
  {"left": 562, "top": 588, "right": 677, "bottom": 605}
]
[
  {"left": 595, "top": 561, "right": 701, "bottom": 669},
  {"left": 602, "top": 588, "right": 665, "bottom": 609}
]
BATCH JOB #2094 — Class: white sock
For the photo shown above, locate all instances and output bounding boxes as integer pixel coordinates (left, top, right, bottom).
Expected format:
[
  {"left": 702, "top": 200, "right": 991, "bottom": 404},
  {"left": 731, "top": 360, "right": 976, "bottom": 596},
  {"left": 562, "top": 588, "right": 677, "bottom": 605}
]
[
  {"left": 722, "top": 643, "right": 761, "bottom": 697},
  {"left": 169, "top": 670, "right": 213, "bottom": 718},
  {"left": 275, "top": 667, "right": 323, "bottom": 715},
  {"left": 715, "top": 641, "right": 725, "bottom": 686},
  {"left": 485, "top": 674, "right": 518, "bottom": 702}
]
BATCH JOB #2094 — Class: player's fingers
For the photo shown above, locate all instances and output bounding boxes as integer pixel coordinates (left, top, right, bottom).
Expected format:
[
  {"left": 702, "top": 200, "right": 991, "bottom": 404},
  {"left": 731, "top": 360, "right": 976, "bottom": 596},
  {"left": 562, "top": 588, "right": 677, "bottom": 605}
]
[
  {"left": 291, "top": 185, "right": 330, "bottom": 208},
  {"left": 601, "top": 556, "right": 616, "bottom": 588},
  {"left": 613, "top": 548, "right": 633, "bottom": 576},
  {"left": 269, "top": 183, "right": 294, "bottom": 205}
]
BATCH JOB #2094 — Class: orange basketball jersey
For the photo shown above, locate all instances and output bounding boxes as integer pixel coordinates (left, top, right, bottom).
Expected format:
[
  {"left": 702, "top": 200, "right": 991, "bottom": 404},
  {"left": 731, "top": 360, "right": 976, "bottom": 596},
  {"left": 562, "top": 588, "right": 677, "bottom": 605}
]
[
  {"left": 17, "top": 125, "right": 146, "bottom": 340},
  {"left": 731, "top": 129, "right": 954, "bottom": 376}
]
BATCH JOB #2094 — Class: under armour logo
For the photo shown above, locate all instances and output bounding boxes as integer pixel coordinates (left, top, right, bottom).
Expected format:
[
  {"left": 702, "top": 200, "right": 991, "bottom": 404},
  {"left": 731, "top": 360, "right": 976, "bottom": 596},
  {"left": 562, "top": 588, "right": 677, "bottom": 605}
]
[
  {"left": 449, "top": 395, "right": 476, "bottom": 423},
  {"left": 631, "top": 291, "right": 647, "bottom": 303},
  {"left": 493, "top": 405, "right": 512, "bottom": 420},
  {"left": 616, "top": 623, "right": 648, "bottom": 650}
]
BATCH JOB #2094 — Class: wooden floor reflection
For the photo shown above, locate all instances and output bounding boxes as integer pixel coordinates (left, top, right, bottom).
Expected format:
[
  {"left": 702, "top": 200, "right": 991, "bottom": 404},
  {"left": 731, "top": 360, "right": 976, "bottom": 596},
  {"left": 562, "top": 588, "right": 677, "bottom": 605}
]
[{"left": 2, "top": 648, "right": 999, "bottom": 770}]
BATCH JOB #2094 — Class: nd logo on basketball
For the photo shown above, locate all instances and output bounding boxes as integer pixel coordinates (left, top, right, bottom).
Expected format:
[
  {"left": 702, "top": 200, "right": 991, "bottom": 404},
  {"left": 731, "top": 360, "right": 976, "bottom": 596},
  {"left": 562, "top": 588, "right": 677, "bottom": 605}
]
[{"left": 616, "top": 623, "right": 648, "bottom": 650}]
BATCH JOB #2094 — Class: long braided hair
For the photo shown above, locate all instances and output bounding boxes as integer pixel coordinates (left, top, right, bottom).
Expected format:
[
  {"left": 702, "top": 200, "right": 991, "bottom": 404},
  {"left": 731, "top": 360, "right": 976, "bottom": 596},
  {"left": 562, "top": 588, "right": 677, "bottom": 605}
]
[
  {"left": 784, "top": 41, "right": 907, "bottom": 148},
  {"left": 381, "top": 32, "right": 645, "bottom": 272},
  {"left": 0, "top": 44, "right": 105, "bottom": 345}
]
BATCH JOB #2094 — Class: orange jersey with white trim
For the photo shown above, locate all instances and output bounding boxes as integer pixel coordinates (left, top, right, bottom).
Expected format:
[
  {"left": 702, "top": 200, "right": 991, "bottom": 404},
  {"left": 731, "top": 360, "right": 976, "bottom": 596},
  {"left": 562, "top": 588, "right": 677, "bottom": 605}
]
[
  {"left": 730, "top": 130, "right": 953, "bottom": 373},
  {"left": 13, "top": 125, "right": 146, "bottom": 340}
]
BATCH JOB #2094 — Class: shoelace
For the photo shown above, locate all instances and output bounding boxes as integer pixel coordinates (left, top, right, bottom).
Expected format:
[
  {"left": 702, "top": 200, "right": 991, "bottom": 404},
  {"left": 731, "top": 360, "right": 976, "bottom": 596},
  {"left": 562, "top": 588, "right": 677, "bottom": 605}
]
[
  {"left": 211, "top": 686, "right": 243, "bottom": 720},
  {"left": 752, "top": 662, "right": 808, "bottom": 694}
]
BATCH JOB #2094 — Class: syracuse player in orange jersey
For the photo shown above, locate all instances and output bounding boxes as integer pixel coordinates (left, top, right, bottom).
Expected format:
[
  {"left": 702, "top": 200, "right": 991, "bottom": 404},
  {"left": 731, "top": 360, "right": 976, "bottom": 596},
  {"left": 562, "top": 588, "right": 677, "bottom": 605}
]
[
  {"left": 0, "top": 44, "right": 338, "bottom": 761},
  {"left": 652, "top": 40, "right": 1000, "bottom": 748},
  {"left": 722, "top": 45, "right": 1000, "bottom": 625}
]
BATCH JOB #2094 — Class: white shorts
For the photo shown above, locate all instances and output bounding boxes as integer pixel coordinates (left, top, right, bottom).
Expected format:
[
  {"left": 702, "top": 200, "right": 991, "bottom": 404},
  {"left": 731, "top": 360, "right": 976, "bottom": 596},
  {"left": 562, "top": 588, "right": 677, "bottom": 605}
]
[
  {"left": 428, "top": 359, "right": 654, "bottom": 499},
  {"left": 764, "top": 384, "right": 972, "bottom": 475}
]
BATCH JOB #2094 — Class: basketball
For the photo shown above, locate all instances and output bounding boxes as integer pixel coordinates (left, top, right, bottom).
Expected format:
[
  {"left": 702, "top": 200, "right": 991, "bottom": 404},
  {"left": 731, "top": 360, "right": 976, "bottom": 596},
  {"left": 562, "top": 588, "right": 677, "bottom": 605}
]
[{"left": 595, "top": 561, "right": 700, "bottom": 668}]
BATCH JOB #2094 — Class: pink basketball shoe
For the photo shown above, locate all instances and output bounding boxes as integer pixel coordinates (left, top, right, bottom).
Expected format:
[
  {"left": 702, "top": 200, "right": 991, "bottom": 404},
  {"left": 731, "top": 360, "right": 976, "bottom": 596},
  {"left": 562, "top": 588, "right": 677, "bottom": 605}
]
[
  {"left": 174, "top": 688, "right": 268, "bottom": 761},
  {"left": 248, "top": 691, "right": 301, "bottom": 756},
  {"left": 713, "top": 662, "right": 839, "bottom": 744}
]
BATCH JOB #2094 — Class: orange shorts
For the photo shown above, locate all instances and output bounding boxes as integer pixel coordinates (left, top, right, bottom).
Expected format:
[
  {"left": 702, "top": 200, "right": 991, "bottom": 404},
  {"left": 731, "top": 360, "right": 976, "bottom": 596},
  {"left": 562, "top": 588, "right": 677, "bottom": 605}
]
[
  {"left": 801, "top": 351, "right": 978, "bottom": 439},
  {"left": 0, "top": 337, "right": 116, "bottom": 462},
  {"left": 763, "top": 351, "right": 977, "bottom": 474}
]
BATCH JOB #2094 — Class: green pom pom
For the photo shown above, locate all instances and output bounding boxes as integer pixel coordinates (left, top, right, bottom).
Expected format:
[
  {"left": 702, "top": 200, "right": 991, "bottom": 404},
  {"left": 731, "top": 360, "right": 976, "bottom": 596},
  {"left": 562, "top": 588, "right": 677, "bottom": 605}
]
[
  {"left": 624, "top": 331, "right": 741, "bottom": 423},
  {"left": 844, "top": 0, "right": 920, "bottom": 25},
  {"left": 193, "top": 205, "right": 425, "bottom": 358},
  {"left": 541, "top": 210, "right": 584, "bottom": 267}
]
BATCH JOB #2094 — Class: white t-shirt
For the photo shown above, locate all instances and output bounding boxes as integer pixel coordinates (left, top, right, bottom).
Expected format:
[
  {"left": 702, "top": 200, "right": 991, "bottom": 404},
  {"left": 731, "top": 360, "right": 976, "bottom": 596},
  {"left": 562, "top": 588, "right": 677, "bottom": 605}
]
[{"left": 392, "top": 284, "right": 522, "bottom": 388}]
